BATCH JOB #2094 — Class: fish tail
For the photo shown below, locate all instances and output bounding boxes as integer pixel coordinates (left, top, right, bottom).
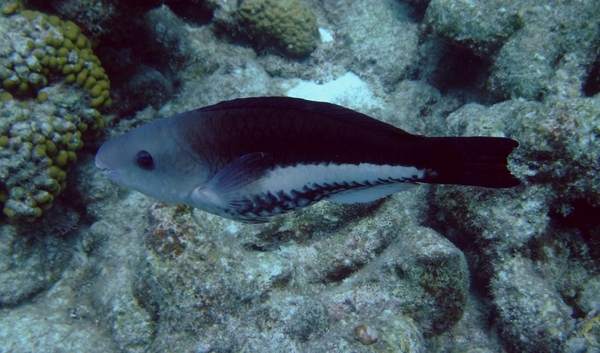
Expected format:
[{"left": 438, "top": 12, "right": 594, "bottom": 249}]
[{"left": 419, "top": 137, "right": 520, "bottom": 188}]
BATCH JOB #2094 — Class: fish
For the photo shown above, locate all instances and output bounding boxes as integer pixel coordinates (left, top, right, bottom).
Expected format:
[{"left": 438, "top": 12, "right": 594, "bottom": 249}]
[{"left": 95, "top": 97, "right": 519, "bottom": 223}]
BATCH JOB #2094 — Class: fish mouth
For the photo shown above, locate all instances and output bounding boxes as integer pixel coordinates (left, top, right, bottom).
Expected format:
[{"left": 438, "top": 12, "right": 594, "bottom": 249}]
[
  {"left": 94, "top": 157, "right": 108, "bottom": 171},
  {"left": 95, "top": 157, "right": 117, "bottom": 178}
]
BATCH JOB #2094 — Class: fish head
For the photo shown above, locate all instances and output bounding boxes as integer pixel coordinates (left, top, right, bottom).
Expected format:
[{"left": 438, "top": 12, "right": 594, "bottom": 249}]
[{"left": 95, "top": 118, "right": 210, "bottom": 205}]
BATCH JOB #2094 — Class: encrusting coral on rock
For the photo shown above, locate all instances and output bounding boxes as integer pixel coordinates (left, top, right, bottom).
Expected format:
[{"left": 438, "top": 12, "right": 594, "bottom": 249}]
[
  {"left": 0, "top": 7, "right": 110, "bottom": 221},
  {"left": 235, "top": 0, "right": 320, "bottom": 58}
]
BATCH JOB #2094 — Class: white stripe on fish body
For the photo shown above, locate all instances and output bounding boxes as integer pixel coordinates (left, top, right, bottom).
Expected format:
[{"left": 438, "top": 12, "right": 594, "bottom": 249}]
[
  {"left": 226, "top": 162, "right": 425, "bottom": 221},
  {"left": 264, "top": 163, "right": 424, "bottom": 198}
]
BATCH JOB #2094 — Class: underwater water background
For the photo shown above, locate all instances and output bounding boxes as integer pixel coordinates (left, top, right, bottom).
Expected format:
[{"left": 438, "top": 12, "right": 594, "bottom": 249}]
[{"left": 1, "top": 0, "right": 600, "bottom": 352}]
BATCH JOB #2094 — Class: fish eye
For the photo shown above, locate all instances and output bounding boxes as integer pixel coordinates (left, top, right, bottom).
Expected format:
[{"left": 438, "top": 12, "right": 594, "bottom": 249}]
[{"left": 135, "top": 150, "right": 154, "bottom": 170}]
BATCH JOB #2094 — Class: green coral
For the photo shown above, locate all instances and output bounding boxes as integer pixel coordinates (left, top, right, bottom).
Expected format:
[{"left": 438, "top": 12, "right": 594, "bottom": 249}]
[
  {"left": 0, "top": 9, "right": 110, "bottom": 221},
  {"left": 237, "top": 0, "right": 319, "bottom": 58}
]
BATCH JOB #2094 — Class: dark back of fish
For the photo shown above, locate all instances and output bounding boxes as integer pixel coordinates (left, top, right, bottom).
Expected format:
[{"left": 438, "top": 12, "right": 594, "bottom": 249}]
[{"left": 178, "top": 97, "right": 519, "bottom": 188}]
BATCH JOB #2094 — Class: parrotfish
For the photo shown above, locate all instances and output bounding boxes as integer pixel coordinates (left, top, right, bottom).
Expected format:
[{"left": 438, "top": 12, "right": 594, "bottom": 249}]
[{"left": 95, "top": 97, "right": 519, "bottom": 223}]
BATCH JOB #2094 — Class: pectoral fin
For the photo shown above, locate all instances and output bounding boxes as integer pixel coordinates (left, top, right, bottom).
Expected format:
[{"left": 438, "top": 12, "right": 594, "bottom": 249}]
[{"left": 189, "top": 152, "right": 274, "bottom": 221}]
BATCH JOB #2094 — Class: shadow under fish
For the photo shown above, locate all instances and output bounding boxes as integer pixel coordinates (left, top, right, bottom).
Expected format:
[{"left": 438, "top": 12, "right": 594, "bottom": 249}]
[{"left": 95, "top": 97, "right": 520, "bottom": 223}]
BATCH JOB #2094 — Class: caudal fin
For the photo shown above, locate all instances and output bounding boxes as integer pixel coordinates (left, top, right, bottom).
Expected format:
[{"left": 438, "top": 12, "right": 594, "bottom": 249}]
[{"left": 418, "top": 137, "right": 520, "bottom": 188}]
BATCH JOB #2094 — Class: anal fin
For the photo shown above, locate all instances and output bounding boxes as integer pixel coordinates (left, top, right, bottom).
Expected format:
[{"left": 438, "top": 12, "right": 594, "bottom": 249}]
[{"left": 326, "top": 182, "right": 417, "bottom": 204}]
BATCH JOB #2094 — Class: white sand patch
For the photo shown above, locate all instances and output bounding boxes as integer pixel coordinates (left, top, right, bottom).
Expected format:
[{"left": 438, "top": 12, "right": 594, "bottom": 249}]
[{"left": 285, "top": 72, "right": 383, "bottom": 111}]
